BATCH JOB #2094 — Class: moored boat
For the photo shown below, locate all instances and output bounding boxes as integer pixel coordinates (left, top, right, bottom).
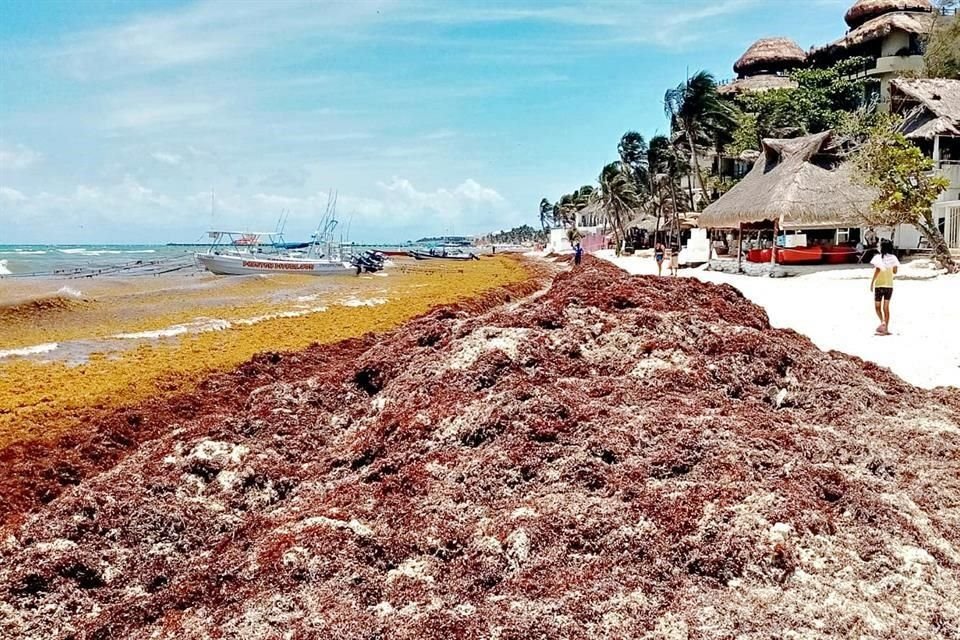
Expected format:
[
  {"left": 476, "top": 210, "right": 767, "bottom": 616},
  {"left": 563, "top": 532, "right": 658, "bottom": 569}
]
[
  {"left": 776, "top": 246, "right": 824, "bottom": 265},
  {"left": 196, "top": 247, "right": 357, "bottom": 276},
  {"left": 408, "top": 249, "right": 479, "bottom": 261}
]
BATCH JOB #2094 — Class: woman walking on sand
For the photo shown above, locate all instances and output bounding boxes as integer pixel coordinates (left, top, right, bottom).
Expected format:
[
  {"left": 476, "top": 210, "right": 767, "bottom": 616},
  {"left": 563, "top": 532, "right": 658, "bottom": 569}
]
[
  {"left": 669, "top": 243, "right": 680, "bottom": 277},
  {"left": 654, "top": 242, "right": 665, "bottom": 276},
  {"left": 870, "top": 239, "right": 899, "bottom": 336}
]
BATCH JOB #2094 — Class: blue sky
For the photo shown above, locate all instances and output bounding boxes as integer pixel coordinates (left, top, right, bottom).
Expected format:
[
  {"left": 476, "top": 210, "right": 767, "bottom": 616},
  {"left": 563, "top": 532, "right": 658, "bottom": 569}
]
[{"left": 1, "top": 0, "right": 850, "bottom": 244}]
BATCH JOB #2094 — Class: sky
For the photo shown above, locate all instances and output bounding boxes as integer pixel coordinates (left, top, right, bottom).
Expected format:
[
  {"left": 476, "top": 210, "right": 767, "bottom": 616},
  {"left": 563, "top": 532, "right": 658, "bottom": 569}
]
[{"left": 0, "top": 0, "right": 852, "bottom": 244}]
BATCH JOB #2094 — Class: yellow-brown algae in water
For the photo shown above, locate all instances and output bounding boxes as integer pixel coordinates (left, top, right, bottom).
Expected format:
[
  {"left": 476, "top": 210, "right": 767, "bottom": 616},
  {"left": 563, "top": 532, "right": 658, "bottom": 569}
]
[{"left": 0, "top": 257, "right": 531, "bottom": 447}]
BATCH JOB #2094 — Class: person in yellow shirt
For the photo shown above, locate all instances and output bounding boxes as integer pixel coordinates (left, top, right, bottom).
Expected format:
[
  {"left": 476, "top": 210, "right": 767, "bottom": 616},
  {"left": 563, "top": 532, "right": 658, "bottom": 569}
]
[{"left": 869, "top": 239, "right": 900, "bottom": 336}]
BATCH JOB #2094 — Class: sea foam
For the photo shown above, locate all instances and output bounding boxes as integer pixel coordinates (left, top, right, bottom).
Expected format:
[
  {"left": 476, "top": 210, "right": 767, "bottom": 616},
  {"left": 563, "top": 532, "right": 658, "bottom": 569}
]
[
  {"left": 0, "top": 343, "right": 59, "bottom": 359},
  {"left": 57, "top": 286, "right": 84, "bottom": 300},
  {"left": 0, "top": 260, "right": 10, "bottom": 275},
  {"left": 111, "top": 318, "right": 232, "bottom": 340}
]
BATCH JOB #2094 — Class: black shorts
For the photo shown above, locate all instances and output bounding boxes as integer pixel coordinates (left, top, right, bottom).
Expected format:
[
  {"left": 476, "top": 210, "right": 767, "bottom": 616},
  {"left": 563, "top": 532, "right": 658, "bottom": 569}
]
[{"left": 874, "top": 287, "right": 893, "bottom": 302}]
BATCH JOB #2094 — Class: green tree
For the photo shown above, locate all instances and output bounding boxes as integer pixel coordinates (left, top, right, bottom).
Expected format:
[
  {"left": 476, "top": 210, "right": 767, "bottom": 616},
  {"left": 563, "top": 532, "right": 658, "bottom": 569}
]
[
  {"left": 553, "top": 186, "right": 596, "bottom": 229},
  {"left": 618, "top": 131, "right": 651, "bottom": 198},
  {"left": 539, "top": 198, "right": 553, "bottom": 231},
  {"left": 598, "top": 161, "right": 643, "bottom": 255},
  {"left": 733, "top": 56, "right": 874, "bottom": 145},
  {"left": 648, "top": 135, "right": 686, "bottom": 244},
  {"left": 727, "top": 109, "right": 761, "bottom": 158},
  {"left": 925, "top": 1, "right": 960, "bottom": 79},
  {"left": 853, "top": 121, "right": 956, "bottom": 272},
  {"left": 664, "top": 71, "right": 736, "bottom": 211}
]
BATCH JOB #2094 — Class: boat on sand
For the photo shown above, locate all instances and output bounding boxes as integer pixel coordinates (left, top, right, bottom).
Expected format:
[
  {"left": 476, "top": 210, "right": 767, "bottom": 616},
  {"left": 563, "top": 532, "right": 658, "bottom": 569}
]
[
  {"left": 408, "top": 249, "right": 479, "bottom": 261},
  {"left": 196, "top": 232, "right": 358, "bottom": 276}
]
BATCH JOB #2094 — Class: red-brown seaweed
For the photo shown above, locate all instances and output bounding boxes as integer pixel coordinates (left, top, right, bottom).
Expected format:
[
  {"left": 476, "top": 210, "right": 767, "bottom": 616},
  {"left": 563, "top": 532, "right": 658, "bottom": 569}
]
[{"left": 1, "top": 257, "right": 958, "bottom": 639}]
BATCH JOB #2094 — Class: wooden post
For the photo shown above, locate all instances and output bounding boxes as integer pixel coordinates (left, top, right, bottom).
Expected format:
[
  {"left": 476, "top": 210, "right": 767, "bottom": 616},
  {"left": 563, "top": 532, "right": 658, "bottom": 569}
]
[
  {"left": 737, "top": 223, "right": 743, "bottom": 272},
  {"left": 771, "top": 220, "right": 779, "bottom": 266}
]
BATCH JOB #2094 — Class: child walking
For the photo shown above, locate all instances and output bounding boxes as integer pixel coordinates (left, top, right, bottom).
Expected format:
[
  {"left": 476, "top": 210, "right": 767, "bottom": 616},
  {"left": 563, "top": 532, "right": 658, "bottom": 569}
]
[{"left": 869, "top": 239, "right": 899, "bottom": 335}]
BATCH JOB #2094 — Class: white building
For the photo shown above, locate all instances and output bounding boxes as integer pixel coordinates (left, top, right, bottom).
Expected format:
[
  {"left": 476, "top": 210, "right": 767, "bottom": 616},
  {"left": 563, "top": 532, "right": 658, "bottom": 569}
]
[{"left": 890, "top": 78, "right": 960, "bottom": 254}]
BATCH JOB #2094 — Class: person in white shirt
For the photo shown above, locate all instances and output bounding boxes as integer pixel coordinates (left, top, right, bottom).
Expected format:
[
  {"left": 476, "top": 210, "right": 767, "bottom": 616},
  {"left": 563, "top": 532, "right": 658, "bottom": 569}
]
[{"left": 869, "top": 239, "right": 900, "bottom": 335}]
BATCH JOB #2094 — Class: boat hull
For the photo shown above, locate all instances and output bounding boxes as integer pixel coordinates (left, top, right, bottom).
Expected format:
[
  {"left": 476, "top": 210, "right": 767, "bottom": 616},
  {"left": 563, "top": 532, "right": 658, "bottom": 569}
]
[
  {"left": 776, "top": 246, "right": 824, "bottom": 265},
  {"left": 196, "top": 253, "right": 357, "bottom": 276},
  {"left": 408, "top": 250, "right": 478, "bottom": 261}
]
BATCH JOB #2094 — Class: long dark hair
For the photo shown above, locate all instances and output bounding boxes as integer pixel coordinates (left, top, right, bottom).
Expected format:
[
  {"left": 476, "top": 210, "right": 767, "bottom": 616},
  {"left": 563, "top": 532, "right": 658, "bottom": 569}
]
[{"left": 880, "top": 239, "right": 894, "bottom": 256}]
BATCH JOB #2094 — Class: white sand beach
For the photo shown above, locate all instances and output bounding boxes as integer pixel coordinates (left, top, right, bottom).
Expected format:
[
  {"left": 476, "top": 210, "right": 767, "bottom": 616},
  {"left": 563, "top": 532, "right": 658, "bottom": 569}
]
[{"left": 599, "top": 250, "right": 960, "bottom": 389}]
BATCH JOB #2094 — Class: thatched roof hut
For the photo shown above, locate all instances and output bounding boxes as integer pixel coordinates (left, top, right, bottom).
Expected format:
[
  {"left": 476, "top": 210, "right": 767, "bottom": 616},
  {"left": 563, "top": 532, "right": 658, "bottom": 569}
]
[
  {"left": 733, "top": 38, "right": 807, "bottom": 77},
  {"left": 845, "top": 0, "right": 933, "bottom": 28},
  {"left": 891, "top": 78, "right": 960, "bottom": 139},
  {"left": 812, "top": 9, "right": 934, "bottom": 60},
  {"left": 699, "top": 131, "right": 877, "bottom": 229}
]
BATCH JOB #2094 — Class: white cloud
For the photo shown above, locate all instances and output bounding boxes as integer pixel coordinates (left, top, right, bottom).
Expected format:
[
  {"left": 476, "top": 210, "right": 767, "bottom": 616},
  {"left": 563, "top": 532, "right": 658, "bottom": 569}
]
[
  {"left": 259, "top": 167, "right": 310, "bottom": 189},
  {"left": 108, "top": 100, "right": 221, "bottom": 129},
  {"left": 74, "top": 185, "right": 102, "bottom": 201},
  {"left": 373, "top": 177, "right": 508, "bottom": 230},
  {"left": 51, "top": 0, "right": 398, "bottom": 80},
  {"left": 3, "top": 175, "right": 520, "bottom": 243},
  {"left": 422, "top": 129, "right": 458, "bottom": 140},
  {"left": 0, "top": 186, "right": 28, "bottom": 202},
  {"left": 0, "top": 143, "right": 42, "bottom": 170},
  {"left": 151, "top": 151, "right": 183, "bottom": 165}
]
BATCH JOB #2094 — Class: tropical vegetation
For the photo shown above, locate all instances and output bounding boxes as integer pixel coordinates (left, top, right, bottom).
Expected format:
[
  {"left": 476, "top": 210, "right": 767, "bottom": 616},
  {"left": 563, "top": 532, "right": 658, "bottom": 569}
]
[
  {"left": 925, "top": 0, "right": 960, "bottom": 79},
  {"left": 853, "top": 120, "right": 957, "bottom": 271},
  {"left": 479, "top": 224, "right": 547, "bottom": 246},
  {"left": 535, "top": 29, "right": 957, "bottom": 264}
]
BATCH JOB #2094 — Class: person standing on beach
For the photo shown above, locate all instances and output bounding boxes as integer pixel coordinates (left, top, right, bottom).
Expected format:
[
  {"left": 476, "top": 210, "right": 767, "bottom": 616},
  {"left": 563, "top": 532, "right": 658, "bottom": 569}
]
[
  {"left": 574, "top": 242, "right": 583, "bottom": 266},
  {"left": 654, "top": 242, "right": 665, "bottom": 276},
  {"left": 870, "top": 239, "right": 899, "bottom": 335},
  {"left": 669, "top": 243, "right": 680, "bottom": 277}
]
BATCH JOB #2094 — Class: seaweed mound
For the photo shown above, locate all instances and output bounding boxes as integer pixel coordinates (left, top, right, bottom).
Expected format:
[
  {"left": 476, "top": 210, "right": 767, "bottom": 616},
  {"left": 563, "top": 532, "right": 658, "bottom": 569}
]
[{"left": 2, "top": 257, "right": 959, "bottom": 639}]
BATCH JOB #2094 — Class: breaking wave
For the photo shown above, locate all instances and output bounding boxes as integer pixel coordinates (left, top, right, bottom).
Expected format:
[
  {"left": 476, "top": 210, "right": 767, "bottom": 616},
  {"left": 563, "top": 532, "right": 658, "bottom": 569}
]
[
  {"left": 0, "top": 342, "right": 59, "bottom": 360},
  {"left": 112, "top": 319, "right": 233, "bottom": 340},
  {"left": 57, "top": 248, "right": 157, "bottom": 256}
]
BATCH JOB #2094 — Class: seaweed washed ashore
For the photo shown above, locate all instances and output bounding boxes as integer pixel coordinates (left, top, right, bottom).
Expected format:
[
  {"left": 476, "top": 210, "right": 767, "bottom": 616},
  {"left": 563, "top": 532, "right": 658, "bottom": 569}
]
[
  {"left": 0, "top": 257, "right": 534, "bottom": 447},
  {"left": 1, "top": 257, "right": 959, "bottom": 639}
]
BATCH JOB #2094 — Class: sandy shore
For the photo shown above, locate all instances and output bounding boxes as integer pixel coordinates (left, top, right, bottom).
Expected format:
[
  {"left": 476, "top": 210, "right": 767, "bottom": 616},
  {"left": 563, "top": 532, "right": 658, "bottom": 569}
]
[
  {"left": 597, "top": 250, "right": 960, "bottom": 389},
  {"left": 0, "top": 256, "right": 536, "bottom": 447}
]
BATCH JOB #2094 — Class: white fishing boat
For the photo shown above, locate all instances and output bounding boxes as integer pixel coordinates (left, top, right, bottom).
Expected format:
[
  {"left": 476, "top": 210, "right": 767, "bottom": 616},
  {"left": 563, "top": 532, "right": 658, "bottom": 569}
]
[
  {"left": 196, "top": 193, "right": 364, "bottom": 276},
  {"left": 196, "top": 231, "right": 358, "bottom": 275}
]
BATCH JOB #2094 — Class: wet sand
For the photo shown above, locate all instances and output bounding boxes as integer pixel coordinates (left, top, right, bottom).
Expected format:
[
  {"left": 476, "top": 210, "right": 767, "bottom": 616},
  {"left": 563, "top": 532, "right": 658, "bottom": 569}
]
[{"left": 0, "top": 257, "right": 534, "bottom": 447}]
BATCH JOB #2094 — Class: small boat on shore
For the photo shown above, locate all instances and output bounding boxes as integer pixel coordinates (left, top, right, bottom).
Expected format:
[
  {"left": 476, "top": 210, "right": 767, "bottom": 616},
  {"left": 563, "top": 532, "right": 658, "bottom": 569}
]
[
  {"left": 196, "top": 231, "right": 358, "bottom": 276},
  {"left": 408, "top": 249, "right": 479, "bottom": 261},
  {"left": 197, "top": 193, "right": 388, "bottom": 276}
]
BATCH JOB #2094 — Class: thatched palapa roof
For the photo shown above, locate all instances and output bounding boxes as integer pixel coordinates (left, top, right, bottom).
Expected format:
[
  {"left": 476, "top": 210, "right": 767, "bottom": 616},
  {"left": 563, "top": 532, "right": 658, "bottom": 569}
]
[
  {"left": 733, "top": 38, "right": 807, "bottom": 77},
  {"left": 699, "top": 131, "right": 877, "bottom": 230},
  {"left": 845, "top": 0, "right": 933, "bottom": 28},
  {"left": 812, "top": 10, "right": 934, "bottom": 58},
  {"left": 717, "top": 74, "right": 798, "bottom": 96},
  {"left": 892, "top": 78, "right": 960, "bottom": 139}
]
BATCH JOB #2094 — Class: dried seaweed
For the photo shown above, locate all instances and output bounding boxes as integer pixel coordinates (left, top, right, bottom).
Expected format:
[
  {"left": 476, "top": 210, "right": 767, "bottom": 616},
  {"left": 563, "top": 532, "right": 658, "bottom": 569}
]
[{"left": 1, "top": 257, "right": 958, "bottom": 639}]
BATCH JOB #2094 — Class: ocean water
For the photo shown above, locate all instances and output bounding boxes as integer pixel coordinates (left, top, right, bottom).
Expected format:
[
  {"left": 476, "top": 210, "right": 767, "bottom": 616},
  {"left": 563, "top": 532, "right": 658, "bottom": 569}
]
[{"left": 0, "top": 245, "right": 196, "bottom": 276}]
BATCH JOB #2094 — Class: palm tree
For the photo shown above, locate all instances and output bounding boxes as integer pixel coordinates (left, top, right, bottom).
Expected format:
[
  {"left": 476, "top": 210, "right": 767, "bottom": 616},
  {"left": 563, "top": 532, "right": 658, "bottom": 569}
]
[
  {"left": 618, "top": 132, "right": 650, "bottom": 199},
  {"left": 539, "top": 198, "right": 553, "bottom": 231},
  {"left": 598, "top": 161, "right": 643, "bottom": 255},
  {"left": 664, "top": 71, "right": 736, "bottom": 211},
  {"left": 648, "top": 134, "right": 685, "bottom": 245}
]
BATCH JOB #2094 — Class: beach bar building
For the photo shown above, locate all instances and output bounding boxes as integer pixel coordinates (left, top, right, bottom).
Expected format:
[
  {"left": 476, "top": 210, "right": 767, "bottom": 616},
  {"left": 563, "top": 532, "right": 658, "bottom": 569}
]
[{"left": 699, "top": 131, "right": 878, "bottom": 266}]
